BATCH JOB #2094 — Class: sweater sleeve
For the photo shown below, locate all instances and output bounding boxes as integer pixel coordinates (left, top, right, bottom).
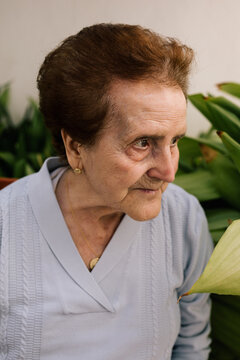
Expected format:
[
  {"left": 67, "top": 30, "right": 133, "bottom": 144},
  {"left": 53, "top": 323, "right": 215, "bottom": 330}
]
[{"left": 170, "top": 189, "right": 213, "bottom": 360}]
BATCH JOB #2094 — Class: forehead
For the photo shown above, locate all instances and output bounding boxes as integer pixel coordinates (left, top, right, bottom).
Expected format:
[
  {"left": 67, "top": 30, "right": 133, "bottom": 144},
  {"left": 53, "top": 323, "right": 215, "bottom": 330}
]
[{"left": 108, "top": 80, "right": 187, "bottom": 138}]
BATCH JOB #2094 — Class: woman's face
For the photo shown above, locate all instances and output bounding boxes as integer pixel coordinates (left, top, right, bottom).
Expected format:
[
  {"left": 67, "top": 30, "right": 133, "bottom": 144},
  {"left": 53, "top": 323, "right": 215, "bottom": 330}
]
[{"left": 80, "top": 81, "right": 187, "bottom": 221}]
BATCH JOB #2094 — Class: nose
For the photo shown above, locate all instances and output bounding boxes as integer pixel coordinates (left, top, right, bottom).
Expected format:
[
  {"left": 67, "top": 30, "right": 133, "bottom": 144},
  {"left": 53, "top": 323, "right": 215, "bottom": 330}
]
[{"left": 146, "top": 148, "right": 177, "bottom": 183}]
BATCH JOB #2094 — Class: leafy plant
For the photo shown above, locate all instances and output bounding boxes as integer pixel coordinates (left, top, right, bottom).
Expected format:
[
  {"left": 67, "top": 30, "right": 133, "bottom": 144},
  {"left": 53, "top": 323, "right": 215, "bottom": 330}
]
[
  {"left": 0, "top": 83, "right": 56, "bottom": 178},
  {"left": 174, "top": 82, "right": 240, "bottom": 359},
  {"left": 178, "top": 219, "right": 240, "bottom": 300}
]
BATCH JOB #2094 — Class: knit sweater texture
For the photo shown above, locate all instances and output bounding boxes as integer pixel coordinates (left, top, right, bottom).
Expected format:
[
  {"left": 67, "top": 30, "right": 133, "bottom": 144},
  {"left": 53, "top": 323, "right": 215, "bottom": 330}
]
[{"left": 0, "top": 157, "right": 213, "bottom": 360}]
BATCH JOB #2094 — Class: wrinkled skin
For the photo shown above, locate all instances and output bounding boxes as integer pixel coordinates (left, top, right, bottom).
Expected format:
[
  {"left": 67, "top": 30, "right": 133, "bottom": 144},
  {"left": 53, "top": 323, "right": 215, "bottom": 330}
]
[{"left": 62, "top": 81, "right": 187, "bottom": 223}]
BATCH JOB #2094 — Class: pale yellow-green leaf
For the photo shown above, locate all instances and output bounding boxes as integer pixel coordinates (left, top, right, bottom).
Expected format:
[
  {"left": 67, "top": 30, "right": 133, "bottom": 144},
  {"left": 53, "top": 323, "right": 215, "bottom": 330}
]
[{"left": 178, "top": 219, "right": 240, "bottom": 301}]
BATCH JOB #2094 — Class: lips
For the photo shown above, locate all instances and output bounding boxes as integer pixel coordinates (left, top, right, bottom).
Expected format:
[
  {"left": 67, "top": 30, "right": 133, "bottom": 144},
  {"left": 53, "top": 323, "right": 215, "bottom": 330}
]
[
  {"left": 137, "top": 188, "right": 159, "bottom": 191},
  {"left": 135, "top": 184, "right": 163, "bottom": 191},
  {"left": 135, "top": 188, "right": 160, "bottom": 193}
]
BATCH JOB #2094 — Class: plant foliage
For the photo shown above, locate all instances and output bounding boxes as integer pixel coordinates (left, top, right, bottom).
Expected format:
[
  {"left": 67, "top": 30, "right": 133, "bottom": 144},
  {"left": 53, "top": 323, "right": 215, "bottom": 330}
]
[
  {"left": 174, "top": 82, "right": 240, "bottom": 359},
  {"left": 0, "top": 83, "right": 56, "bottom": 178}
]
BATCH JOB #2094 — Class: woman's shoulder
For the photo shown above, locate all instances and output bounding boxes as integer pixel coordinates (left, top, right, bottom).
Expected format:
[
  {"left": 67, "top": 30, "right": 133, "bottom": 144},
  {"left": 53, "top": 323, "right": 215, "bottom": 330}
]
[
  {"left": 160, "top": 184, "right": 213, "bottom": 282},
  {"left": 0, "top": 174, "right": 33, "bottom": 202},
  {"left": 0, "top": 176, "right": 32, "bottom": 252},
  {"left": 0, "top": 174, "right": 40, "bottom": 228},
  {"left": 161, "top": 183, "right": 211, "bottom": 249},
  {"left": 162, "top": 182, "right": 202, "bottom": 217},
  {"left": 0, "top": 157, "right": 59, "bottom": 205}
]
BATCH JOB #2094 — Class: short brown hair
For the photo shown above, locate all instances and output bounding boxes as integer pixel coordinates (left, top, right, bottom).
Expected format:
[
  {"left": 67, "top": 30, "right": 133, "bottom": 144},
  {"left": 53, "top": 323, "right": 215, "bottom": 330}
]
[{"left": 37, "top": 23, "right": 194, "bottom": 157}]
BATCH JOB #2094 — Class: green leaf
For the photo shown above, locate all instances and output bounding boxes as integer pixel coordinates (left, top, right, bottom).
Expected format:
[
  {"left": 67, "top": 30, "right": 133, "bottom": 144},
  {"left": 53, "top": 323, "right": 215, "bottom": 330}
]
[
  {"left": 217, "top": 131, "right": 240, "bottom": 173},
  {"left": 212, "top": 293, "right": 240, "bottom": 311},
  {"left": 177, "top": 136, "right": 202, "bottom": 172},
  {"left": 0, "top": 151, "right": 15, "bottom": 166},
  {"left": 25, "top": 162, "right": 35, "bottom": 175},
  {"left": 208, "top": 96, "right": 240, "bottom": 119},
  {"left": 210, "top": 229, "right": 225, "bottom": 245},
  {"left": 174, "top": 169, "right": 221, "bottom": 201},
  {"left": 207, "top": 154, "right": 240, "bottom": 211},
  {"left": 189, "top": 94, "right": 240, "bottom": 142},
  {"left": 27, "top": 152, "right": 44, "bottom": 171},
  {"left": 43, "top": 131, "right": 55, "bottom": 158},
  {"left": 0, "top": 83, "right": 13, "bottom": 127},
  {"left": 188, "top": 93, "right": 214, "bottom": 123},
  {"left": 217, "top": 82, "right": 240, "bottom": 99},
  {"left": 15, "top": 131, "right": 27, "bottom": 158},
  {"left": 211, "top": 295, "right": 240, "bottom": 356},
  {"left": 0, "top": 84, "right": 57, "bottom": 178},
  {"left": 205, "top": 102, "right": 240, "bottom": 143},
  {"left": 205, "top": 207, "right": 240, "bottom": 231},
  {"left": 0, "top": 83, "right": 10, "bottom": 107},
  {"left": 187, "top": 135, "right": 227, "bottom": 154},
  {"left": 13, "top": 159, "right": 35, "bottom": 177},
  {"left": 13, "top": 158, "right": 26, "bottom": 178},
  {"left": 178, "top": 219, "right": 240, "bottom": 298},
  {"left": 27, "top": 100, "right": 46, "bottom": 149}
]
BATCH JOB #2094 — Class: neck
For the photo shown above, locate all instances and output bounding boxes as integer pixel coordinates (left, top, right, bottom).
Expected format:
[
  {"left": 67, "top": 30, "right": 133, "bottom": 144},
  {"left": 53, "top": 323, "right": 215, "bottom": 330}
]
[{"left": 56, "top": 168, "right": 124, "bottom": 229}]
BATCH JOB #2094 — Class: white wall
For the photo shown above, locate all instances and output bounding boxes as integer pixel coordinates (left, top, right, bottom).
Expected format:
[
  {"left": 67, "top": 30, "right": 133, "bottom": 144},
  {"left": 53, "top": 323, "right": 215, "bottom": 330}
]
[{"left": 1, "top": 0, "right": 240, "bottom": 136}]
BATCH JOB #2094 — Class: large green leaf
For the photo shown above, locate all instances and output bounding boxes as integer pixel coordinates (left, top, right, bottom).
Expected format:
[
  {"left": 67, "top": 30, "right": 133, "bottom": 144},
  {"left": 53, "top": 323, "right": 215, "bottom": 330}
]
[
  {"left": 213, "top": 293, "right": 240, "bottom": 311},
  {"left": 217, "top": 82, "right": 240, "bottom": 99},
  {"left": 206, "top": 206, "right": 240, "bottom": 244},
  {"left": 205, "top": 102, "right": 240, "bottom": 143},
  {"left": 174, "top": 169, "right": 221, "bottom": 201},
  {"left": 177, "top": 136, "right": 202, "bottom": 172},
  {"left": 211, "top": 297, "right": 240, "bottom": 356},
  {"left": 189, "top": 94, "right": 240, "bottom": 142},
  {"left": 187, "top": 135, "right": 227, "bottom": 154},
  {"left": 205, "top": 207, "right": 240, "bottom": 231},
  {"left": 188, "top": 93, "right": 213, "bottom": 122},
  {"left": 217, "top": 131, "right": 240, "bottom": 173},
  {"left": 207, "top": 154, "right": 240, "bottom": 211},
  {"left": 207, "top": 96, "right": 240, "bottom": 119},
  {"left": 178, "top": 219, "right": 240, "bottom": 297}
]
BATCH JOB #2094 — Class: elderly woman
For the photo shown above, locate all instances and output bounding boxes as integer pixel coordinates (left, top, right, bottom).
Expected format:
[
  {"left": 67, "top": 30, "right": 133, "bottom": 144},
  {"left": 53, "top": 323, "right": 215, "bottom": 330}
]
[{"left": 0, "top": 24, "right": 212, "bottom": 359}]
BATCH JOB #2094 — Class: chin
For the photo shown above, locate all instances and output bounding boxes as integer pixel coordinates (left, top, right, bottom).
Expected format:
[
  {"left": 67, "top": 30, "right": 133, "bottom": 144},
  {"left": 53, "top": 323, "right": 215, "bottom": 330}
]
[{"left": 126, "top": 201, "right": 162, "bottom": 222}]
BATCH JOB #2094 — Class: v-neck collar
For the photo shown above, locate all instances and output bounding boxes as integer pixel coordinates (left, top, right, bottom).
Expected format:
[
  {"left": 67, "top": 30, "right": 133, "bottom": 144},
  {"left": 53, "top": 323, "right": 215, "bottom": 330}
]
[{"left": 28, "top": 157, "right": 141, "bottom": 312}]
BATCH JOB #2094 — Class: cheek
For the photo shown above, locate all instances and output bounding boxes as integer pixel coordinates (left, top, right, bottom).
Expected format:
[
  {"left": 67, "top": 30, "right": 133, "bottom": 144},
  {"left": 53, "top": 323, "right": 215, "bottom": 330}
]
[
  {"left": 84, "top": 149, "right": 150, "bottom": 195},
  {"left": 110, "top": 162, "right": 147, "bottom": 188},
  {"left": 101, "top": 160, "right": 149, "bottom": 197}
]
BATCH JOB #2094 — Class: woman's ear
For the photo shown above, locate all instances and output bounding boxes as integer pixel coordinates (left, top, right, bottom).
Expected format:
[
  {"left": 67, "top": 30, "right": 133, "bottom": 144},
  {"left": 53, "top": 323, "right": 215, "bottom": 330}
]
[{"left": 61, "top": 129, "right": 82, "bottom": 169}]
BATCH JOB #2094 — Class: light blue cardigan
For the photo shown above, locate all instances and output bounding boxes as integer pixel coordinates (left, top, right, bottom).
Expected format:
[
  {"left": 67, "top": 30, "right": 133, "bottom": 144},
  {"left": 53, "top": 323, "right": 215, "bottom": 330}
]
[{"left": 0, "top": 157, "right": 213, "bottom": 360}]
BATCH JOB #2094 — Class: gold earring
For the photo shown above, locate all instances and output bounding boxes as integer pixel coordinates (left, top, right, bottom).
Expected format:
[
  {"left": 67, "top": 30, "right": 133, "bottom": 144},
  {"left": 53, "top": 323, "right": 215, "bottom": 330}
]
[{"left": 73, "top": 167, "right": 82, "bottom": 175}]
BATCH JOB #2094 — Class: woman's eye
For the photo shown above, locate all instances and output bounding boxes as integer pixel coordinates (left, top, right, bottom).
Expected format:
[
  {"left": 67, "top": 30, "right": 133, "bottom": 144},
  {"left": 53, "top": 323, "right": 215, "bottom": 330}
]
[
  {"left": 170, "top": 137, "right": 178, "bottom": 147},
  {"left": 134, "top": 138, "right": 149, "bottom": 149}
]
